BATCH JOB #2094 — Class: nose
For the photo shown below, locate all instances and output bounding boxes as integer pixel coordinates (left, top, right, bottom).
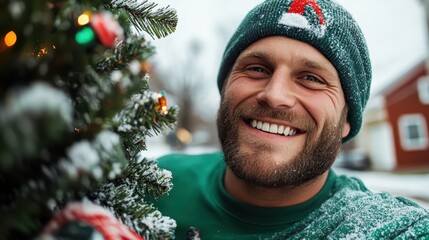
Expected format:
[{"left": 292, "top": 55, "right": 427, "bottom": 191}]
[{"left": 256, "top": 71, "right": 297, "bottom": 109}]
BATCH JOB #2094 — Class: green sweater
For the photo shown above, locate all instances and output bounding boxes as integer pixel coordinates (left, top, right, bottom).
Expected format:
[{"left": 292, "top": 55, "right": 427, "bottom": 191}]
[{"left": 154, "top": 152, "right": 429, "bottom": 239}]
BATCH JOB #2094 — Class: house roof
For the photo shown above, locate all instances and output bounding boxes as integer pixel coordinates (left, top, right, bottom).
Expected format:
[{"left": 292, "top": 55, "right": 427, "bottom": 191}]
[
  {"left": 365, "top": 57, "right": 427, "bottom": 115},
  {"left": 374, "top": 58, "right": 427, "bottom": 98}
]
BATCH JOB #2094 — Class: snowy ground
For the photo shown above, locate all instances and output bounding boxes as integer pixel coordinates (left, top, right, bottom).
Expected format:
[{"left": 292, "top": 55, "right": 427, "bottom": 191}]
[{"left": 145, "top": 135, "right": 429, "bottom": 209}]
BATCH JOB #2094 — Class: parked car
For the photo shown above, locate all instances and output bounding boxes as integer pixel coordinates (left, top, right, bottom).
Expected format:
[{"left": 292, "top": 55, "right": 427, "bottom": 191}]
[{"left": 335, "top": 149, "right": 371, "bottom": 171}]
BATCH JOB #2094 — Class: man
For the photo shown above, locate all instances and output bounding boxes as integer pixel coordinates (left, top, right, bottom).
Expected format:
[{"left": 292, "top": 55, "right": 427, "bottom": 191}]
[{"left": 154, "top": 0, "right": 429, "bottom": 239}]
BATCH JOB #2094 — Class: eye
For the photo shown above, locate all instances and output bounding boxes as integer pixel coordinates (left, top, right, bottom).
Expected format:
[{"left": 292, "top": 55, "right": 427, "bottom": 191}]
[
  {"left": 298, "top": 73, "right": 328, "bottom": 90},
  {"left": 243, "top": 65, "right": 270, "bottom": 79},
  {"left": 303, "top": 74, "right": 323, "bottom": 84},
  {"left": 246, "top": 66, "right": 267, "bottom": 73}
]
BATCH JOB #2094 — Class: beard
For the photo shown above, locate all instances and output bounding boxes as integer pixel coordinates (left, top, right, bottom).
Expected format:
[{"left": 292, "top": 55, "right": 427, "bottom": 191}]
[{"left": 217, "top": 95, "right": 347, "bottom": 189}]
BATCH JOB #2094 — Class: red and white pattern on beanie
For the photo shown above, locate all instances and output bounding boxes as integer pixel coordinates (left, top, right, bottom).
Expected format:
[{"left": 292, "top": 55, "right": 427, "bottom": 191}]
[{"left": 279, "top": 0, "right": 327, "bottom": 37}]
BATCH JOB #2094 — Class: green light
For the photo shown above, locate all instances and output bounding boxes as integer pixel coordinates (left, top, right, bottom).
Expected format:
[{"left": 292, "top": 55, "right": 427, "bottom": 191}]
[{"left": 75, "top": 27, "right": 95, "bottom": 45}]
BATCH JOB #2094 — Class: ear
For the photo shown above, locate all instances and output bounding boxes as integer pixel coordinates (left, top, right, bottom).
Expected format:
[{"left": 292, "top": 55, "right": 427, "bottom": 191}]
[{"left": 342, "top": 121, "right": 351, "bottom": 138}]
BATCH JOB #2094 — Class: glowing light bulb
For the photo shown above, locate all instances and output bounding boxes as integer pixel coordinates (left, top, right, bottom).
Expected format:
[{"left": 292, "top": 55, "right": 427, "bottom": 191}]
[
  {"left": 4, "top": 31, "right": 17, "bottom": 47},
  {"left": 155, "top": 90, "right": 169, "bottom": 114},
  {"left": 77, "top": 12, "right": 91, "bottom": 26},
  {"left": 75, "top": 27, "right": 95, "bottom": 45},
  {"left": 37, "top": 47, "right": 48, "bottom": 58},
  {"left": 176, "top": 128, "right": 192, "bottom": 144}
]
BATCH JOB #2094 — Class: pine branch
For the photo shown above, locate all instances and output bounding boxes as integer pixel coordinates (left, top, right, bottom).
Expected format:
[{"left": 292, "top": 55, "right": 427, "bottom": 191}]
[
  {"left": 123, "top": 155, "right": 173, "bottom": 198},
  {"left": 1, "top": 0, "right": 178, "bottom": 238},
  {"left": 90, "top": 181, "right": 176, "bottom": 239},
  {"left": 110, "top": 0, "right": 178, "bottom": 39},
  {"left": 113, "top": 91, "right": 177, "bottom": 157},
  {"left": 94, "top": 35, "right": 155, "bottom": 73}
]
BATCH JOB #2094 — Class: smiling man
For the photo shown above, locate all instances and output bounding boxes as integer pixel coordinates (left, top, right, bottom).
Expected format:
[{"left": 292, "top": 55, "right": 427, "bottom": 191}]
[
  {"left": 218, "top": 36, "right": 349, "bottom": 207},
  {"left": 153, "top": 0, "right": 429, "bottom": 239}
]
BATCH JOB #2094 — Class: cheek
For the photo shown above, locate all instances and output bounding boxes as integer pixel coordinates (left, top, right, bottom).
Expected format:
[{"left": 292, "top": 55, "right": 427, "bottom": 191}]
[
  {"left": 299, "top": 93, "right": 342, "bottom": 127},
  {"left": 224, "top": 80, "right": 260, "bottom": 106}
]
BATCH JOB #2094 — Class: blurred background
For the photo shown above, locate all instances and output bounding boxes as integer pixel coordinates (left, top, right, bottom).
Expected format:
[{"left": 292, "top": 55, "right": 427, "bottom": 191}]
[{"left": 144, "top": 0, "right": 429, "bottom": 207}]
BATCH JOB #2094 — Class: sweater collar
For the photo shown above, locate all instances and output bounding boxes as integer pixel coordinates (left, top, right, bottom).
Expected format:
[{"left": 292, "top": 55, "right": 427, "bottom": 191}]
[{"left": 211, "top": 161, "right": 337, "bottom": 226}]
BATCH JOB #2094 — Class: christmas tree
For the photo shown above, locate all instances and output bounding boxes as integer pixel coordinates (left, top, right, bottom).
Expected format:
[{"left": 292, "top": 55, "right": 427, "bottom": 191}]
[{"left": 0, "top": 0, "right": 178, "bottom": 239}]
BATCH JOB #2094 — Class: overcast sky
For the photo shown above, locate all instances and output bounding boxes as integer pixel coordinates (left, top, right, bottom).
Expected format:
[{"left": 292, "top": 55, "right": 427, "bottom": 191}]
[{"left": 150, "top": 0, "right": 428, "bottom": 118}]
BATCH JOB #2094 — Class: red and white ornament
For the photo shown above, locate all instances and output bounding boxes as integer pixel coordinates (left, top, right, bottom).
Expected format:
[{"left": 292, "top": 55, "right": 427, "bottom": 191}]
[
  {"left": 40, "top": 200, "right": 144, "bottom": 240},
  {"left": 90, "top": 12, "right": 124, "bottom": 48}
]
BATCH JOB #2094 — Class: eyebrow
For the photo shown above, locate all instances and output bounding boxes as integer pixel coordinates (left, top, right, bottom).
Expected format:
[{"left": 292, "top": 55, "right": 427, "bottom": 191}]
[{"left": 236, "top": 50, "right": 272, "bottom": 62}]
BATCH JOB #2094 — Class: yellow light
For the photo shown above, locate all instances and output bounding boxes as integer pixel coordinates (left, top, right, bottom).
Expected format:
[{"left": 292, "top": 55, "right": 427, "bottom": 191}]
[
  {"left": 77, "top": 12, "right": 91, "bottom": 26},
  {"left": 161, "top": 106, "right": 168, "bottom": 115},
  {"left": 37, "top": 47, "right": 48, "bottom": 58},
  {"left": 4, "top": 31, "right": 17, "bottom": 47},
  {"left": 176, "top": 128, "right": 192, "bottom": 144}
]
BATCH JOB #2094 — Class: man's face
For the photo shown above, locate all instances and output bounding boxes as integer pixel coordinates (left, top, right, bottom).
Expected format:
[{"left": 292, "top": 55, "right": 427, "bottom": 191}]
[{"left": 217, "top": 36, "right": 350, "bottom": 188}]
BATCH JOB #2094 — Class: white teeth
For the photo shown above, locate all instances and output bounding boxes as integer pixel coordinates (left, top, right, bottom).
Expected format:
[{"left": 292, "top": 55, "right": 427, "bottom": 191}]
[
  {"left": 250, "top": 120, "right": 298, "bottom": 136},
  {"left": 283, "top": 127, "right": 290, "bottom": 136},
  {"left": 251, "top": 120, "right": 257, "bottom": 128},
  {"left": 262, "top": 122, "right": 270, "bottom": 132},
  {"left": 269, "top": 124, "right": 278, "bottom": 133},
  {"left": 277, "top": 125, "right": 284, "bottom": 134}
]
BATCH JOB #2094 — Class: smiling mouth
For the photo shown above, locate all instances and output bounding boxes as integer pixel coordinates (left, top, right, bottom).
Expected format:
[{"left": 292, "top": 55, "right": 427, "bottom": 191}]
[{"left": 248, "top": 119, "right": 303, "bottom": 136}]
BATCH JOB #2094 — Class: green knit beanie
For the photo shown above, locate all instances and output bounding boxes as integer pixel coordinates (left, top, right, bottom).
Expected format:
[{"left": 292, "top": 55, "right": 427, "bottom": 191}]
[{"left": 217, "top": 0, "right": 372, "bottom": 143}]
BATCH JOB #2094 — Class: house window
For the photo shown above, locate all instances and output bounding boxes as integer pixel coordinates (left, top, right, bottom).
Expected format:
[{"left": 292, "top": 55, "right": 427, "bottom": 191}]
[
  {"left": 418, "top": 76, "right": 429, "bottom": 104},
  {"left": 398, "top": 114, "right": 428, "bottom": 150}
]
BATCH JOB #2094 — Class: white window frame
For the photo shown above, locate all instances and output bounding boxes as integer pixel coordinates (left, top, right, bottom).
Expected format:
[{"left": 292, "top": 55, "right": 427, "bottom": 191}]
[
  {"left": 398, "top": 114, "right": 428, "bottom": 151},
  {"left": 417, "top": 76, "right": 429, "bottom": 104}
]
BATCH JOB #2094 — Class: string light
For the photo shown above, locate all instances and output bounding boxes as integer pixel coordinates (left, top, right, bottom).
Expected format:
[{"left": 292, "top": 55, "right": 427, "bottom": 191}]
[
  {"left": 75, "top": 26, "right": 95, "bottom": 45},
  {"left": 74, "top": 11, "right": 124, "bottom": 48},
  {"left": 37, "top": 47, "right": 48, "bottom": 58},
  {"left": 33, "top": 44, "right": 56, "bottom": 59},
  {"left": 157, "top": 90, "right": 168, "bottom": 115},
  {"left": 4, "top": 31, "right": 17, "bottom": 47},
  {"left": 77, "top": 11, "right": 91, "bottom": 26},
  {"left": 176, "top": 128, "right": 192, "bottom": 145}
]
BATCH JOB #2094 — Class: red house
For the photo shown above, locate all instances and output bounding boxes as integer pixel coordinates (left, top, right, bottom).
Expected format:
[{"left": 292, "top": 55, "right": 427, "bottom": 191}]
[{"left": 358, "top": 60, "right": 429, "bottom": 171}]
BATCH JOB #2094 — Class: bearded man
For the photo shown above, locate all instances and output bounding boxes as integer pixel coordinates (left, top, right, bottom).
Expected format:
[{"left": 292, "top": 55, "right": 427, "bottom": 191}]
[{"left": 153, "top": 0, "right": 429, "bottom": 239}]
